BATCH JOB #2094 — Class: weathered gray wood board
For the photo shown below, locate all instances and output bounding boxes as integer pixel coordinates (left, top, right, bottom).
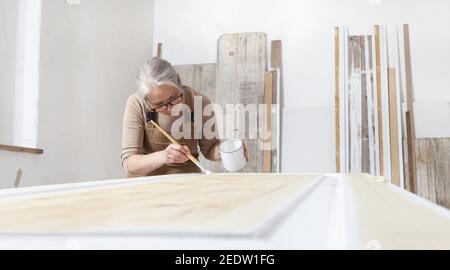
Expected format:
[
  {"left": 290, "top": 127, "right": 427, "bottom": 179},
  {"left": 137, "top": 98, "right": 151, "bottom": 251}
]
[
  {"left": 405, "top": 138, "right": 450, "bottom": 209},
  {"left": 174, "top": 64, "right": 225, "bottom": 173},
  {"left": 270, "top": 40, "right": 282, "bottom": 172},
  {"left": 347, "top": 36, "right": 370, "bottom": 173},
  {"left": 216, "top": 33, "right": 268, "bottom": 173},
  {"left": 175, "top": 64, "right": 217, "bottom": 105},
  {"left": 334, "top": 28, "right": 341, "bottom": 172}
]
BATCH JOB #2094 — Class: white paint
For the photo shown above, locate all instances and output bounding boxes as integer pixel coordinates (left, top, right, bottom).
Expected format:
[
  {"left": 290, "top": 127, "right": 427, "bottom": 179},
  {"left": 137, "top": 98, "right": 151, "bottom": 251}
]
[
  {"left": 0, "top": 0, "right": 154, "bottom": 188},
  {"left": 371, "top": 33, "right": 381, "bottom": 176},
  {"left": 154, "top": 0, "right": 450, "bottom": 173},
  {"left": 14, "top": 0, "right": 42, "bottom": 148},
  {"left": 378, "top": 26, "right": 392, "bottom": 181},
  {"left": 337, "top": 27, "right": 349, "bottom": 173},
  {"left": 0, "top": 0, "right": 19, "bottom": 145},
  {"left": 327, "top": 175, "right": 348, "bottom": 249},
  {"left": 365, "top": 35, "right": 377, "bottom": 175}
]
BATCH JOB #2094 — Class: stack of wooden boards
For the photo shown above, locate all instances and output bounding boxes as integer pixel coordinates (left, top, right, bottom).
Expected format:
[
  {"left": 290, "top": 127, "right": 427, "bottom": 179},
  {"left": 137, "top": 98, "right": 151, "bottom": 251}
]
[
  {"left": 335, "top": 25, "right": 410, "bottom": 187},
  {"left": 335, "top": 24, "right": 450, "bottom": 209},
  {"left": 170, "top": 33, "right": 282, "bottom": 173}
]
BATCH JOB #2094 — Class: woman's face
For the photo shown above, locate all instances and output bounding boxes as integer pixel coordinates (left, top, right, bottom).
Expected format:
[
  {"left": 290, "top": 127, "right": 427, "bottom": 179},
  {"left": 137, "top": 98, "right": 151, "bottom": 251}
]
[{"left": 147, "top": 85, "right": 183, "bottom": 115}]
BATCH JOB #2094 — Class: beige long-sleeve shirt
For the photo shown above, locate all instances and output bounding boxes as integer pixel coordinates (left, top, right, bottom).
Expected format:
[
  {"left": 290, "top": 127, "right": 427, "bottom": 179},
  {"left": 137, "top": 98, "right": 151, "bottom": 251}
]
[{"left": 121, "top": 87, "right": 219, "bottom": 175}]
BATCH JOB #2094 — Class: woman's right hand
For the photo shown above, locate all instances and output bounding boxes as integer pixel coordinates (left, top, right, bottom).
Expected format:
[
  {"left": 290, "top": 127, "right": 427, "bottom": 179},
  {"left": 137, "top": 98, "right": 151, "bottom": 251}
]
[{"left": 162, "top": 144, "right": 190, "bottom": 164}]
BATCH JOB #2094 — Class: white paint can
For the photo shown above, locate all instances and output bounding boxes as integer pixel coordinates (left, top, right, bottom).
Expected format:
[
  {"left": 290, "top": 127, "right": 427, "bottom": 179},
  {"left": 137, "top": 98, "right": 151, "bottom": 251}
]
[{"left": 219, "top": 139, "right": 246, "bottom": 172}]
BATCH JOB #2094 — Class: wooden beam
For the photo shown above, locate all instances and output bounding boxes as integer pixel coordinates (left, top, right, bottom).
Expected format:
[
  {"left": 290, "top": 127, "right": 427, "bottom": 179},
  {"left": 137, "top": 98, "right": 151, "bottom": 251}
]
[
  {"left": 263, "top": 71, "right": 274, "bottom": 173},
  {"left": 0, "top": 144, "right": 44, "bottom": 155},
  {"left": 271, "top": 40, "right": 282, "bottom": 70},
  {"left": 388, "top": 68, "right": 401, "bottom": 186},
  {"left": 270, "top": 40, "right": 282, "bottom": 173},
  {"left": 334, "top": 27, "right": 340, "bottom": 173},
  {"left": 374, "top": 25, "right": 384, "bottom": 175},
  {"left": 403, "top": 24, "right": 417, "bottom": 193},
  {"left": 406, "top": 111, "right": 416, "bottom": 193},
  {"left": 156, "top": 43, "right": 162, "bottom": 58},
  {"left": 14, "top": 169, "right": 23, "bottom": 188}
]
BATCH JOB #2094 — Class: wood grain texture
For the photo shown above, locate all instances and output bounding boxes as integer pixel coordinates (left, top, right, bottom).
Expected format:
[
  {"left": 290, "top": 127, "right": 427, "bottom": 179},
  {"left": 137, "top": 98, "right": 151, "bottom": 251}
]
[
  {"left": 406, "top": 112, "right": 416, "bottom": 193},
  {"left": 334, "top": 28, "right": 340, "bottom": 173},
  {"left": 415, "top": 139, "right": 429, "bottom": 199},
  {"left": 403, "top": 138, "right": 450, "bottom": 209},
  {"left": 374, "top": 25, "right": 384, "bottom": 174},
  {"left": 0, "top": 144, "right": 43, "bottom": 155},
  {"left": 424, "top": 139, "right": 437, "bottom": 203},
  {"left": 263, "top": 71, "right": 273, "bottom": 173},
  {"left": 347, "top": 36, "right": 370, "bottom": 173},
  {"left": 435, "top": 138, "right": 450, "bottom": 208},
  {"left": 216, "top": 33, "right": 267, "bottom": 173},
  {"left": 403, "top": 24, "right": 417, "bottom": 194},
  {"left": 174, "top": 63, "right": 224, "bottom": 173},
  {"left": 348, "top": 36, "right": 363, "bottom": 172},
  {"left": 270, "top": 40, "right": 282, "bottom": 173},
  {"left": 388, "top": 68, "right": 401, "bottom": 186},
  {"left": 0, "top": 173, "right": 319, "bottom": 234}
]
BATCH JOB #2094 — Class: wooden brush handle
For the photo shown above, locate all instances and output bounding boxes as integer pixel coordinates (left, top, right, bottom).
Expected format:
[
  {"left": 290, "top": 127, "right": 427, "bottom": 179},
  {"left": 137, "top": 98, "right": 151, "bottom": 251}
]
[{"left": 150, "top": 120, "right": 202, "bottom": 167}]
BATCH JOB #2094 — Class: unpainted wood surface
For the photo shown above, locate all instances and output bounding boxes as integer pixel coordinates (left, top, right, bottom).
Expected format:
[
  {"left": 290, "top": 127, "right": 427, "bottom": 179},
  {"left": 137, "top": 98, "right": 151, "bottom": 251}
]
[
  {"left": 0, "top": 174, "right": 319, "bottom": 234},
  {"left": 388, "top": 68, "right": 401, "bottom": 186},
  {"left": 374, "top": 25, "right": 384, "bottom": 175},
  {"left": 263, "top": 71, "right": 273, "bottom": 173},
  {"left": 404, "top": 138, "right": 450, "bottom": 209},
  {"left": 403, "top": 24, "right": 417, "bottom": 194}
]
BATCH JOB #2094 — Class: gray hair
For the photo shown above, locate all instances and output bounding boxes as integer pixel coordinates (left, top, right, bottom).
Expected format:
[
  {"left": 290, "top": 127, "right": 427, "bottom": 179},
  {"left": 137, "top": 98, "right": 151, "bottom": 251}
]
[{"left": 136, "top": 57, "right": 182, "bottom": 98}]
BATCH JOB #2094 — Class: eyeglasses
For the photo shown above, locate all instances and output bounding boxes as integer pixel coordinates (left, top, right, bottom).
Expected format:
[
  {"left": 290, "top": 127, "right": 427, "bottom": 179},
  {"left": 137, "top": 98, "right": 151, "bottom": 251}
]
[{"left": 147, "top": 93, "right": 183, "bottom": 112}]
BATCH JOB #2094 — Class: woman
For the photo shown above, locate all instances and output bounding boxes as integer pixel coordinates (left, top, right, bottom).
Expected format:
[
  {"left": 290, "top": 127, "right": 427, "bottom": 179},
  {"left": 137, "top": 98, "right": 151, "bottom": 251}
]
[{"left": 121, "top": 57, "right": 246, "bottom": 177}]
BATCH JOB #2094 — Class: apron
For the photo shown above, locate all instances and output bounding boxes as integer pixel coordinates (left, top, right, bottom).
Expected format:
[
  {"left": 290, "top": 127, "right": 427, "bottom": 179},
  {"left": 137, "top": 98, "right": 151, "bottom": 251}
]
[{"left": 128, "top": 87, "right": 201, "bottom": 177}]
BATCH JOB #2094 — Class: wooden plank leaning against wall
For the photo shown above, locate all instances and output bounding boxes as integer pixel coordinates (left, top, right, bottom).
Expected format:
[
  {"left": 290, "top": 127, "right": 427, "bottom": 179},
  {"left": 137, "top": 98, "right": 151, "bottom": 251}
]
[
  {"left": 270, "top": 40, "right": 283, "bottom": 173},
  {"left": 403, "top": 24, "right": 418, "bottom": 194},
  {"left": 216, "top": 33, "right": 267, "bottom": 173},
  {"left": 388, "top": 68, "right": 401, "bottom": 187},
  {"left": 335, "top": 27, "right": 341, "bottom": 173},
  {"left": 263, "top": 71, "right": 274, "bottom": 173}
]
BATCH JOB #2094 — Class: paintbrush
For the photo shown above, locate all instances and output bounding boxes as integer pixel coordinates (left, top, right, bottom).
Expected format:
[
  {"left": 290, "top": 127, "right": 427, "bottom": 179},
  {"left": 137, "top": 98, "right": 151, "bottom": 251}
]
[{"left": 150, "top": 120, "right": 212, "bottom": 175}]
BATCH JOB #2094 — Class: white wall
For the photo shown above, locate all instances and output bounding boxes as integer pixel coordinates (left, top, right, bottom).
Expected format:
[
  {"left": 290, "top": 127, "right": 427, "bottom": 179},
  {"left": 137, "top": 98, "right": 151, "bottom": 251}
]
[
  {"left": 0, "top": 0, "right": 154, "bottom": 188},
  {"left": 0, "top": 0, "right": 18, "bottom": 145},
  {"left": 154, "top": 0, "right": 450, "bottom": 173}
]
